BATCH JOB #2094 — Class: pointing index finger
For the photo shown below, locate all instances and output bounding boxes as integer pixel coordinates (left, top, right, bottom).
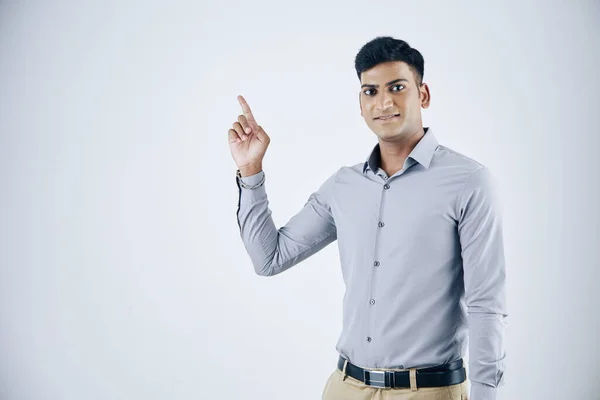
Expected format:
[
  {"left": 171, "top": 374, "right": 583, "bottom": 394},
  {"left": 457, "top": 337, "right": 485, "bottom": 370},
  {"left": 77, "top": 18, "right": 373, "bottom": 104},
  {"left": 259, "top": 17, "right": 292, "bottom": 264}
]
[{"left": 237, "top": 95, "right": 257, "bottom": 126}]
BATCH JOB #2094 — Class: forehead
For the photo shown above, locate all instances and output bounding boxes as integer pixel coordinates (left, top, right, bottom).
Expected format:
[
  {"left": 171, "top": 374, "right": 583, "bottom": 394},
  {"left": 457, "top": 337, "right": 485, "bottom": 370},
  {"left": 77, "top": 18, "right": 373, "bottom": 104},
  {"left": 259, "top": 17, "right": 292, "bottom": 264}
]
[{"left": 361, "top": 61, "right": 414, "bottom": 83}]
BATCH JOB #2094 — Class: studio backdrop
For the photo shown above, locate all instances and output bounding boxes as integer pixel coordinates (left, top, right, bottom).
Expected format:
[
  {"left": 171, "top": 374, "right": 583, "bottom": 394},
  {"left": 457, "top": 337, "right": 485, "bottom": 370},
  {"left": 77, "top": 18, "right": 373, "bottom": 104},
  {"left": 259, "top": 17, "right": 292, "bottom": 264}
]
[{"left": 0, "top": 1, "right": 598, "bottom": 399}]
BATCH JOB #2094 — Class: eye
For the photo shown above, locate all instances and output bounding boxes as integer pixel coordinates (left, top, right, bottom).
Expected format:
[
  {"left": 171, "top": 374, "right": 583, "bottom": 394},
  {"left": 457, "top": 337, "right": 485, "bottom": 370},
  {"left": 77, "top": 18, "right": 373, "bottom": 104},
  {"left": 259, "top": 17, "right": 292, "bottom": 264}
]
[{"left": 363, "top": 84, "right": 404, "bottom": 96}]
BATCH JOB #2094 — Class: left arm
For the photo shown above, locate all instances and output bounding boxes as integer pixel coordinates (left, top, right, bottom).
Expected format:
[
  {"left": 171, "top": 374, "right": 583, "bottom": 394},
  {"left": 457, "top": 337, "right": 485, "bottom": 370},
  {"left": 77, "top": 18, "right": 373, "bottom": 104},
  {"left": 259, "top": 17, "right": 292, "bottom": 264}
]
[{"left": 457, "top": 167, "right": 508, "bottom": 400}]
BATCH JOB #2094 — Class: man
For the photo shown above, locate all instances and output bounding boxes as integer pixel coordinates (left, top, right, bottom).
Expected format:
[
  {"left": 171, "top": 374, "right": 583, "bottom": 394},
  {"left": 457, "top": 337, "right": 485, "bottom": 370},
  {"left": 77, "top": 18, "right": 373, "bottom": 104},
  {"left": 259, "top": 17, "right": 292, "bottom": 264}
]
[{"left": 227, "top": 36, "right": 507, "bottom": 400}]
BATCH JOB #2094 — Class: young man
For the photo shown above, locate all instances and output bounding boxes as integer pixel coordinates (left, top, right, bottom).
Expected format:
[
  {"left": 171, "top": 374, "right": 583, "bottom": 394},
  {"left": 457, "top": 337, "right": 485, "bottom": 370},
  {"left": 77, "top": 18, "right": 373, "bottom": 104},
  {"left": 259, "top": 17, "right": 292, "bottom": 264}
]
[{"left": 228, "top": 36, "right": 507, "bottom": 400}]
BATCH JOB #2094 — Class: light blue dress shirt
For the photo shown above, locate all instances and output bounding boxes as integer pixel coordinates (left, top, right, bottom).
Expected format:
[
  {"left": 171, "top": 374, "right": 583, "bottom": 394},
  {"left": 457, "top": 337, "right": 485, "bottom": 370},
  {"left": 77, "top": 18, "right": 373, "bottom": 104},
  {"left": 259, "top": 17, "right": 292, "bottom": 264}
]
[{"left": 235, "top": 127, "right": 507, "bottom": 400}]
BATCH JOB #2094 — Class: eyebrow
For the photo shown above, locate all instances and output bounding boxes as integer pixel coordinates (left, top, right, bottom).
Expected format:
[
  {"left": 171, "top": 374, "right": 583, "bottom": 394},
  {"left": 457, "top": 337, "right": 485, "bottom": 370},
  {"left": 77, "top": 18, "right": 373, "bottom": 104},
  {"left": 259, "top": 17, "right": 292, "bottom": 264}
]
[{"left": 361, "top": 78, "right": 408, "bottom": 89}]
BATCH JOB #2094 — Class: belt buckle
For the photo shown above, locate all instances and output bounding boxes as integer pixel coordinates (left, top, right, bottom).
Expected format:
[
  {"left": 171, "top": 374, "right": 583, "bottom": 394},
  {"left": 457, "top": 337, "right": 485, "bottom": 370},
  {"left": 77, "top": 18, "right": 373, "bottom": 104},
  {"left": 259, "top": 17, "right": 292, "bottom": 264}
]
[{"left": 363, "top": 369, "right": 392, "bottom": 388}]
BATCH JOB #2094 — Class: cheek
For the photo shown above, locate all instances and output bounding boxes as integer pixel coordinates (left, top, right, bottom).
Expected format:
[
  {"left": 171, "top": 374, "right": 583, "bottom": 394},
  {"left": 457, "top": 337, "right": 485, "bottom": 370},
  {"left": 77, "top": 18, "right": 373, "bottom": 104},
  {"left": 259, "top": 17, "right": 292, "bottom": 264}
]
[{"left": 401, "top": 105, "right": 415, "bottom": 117}]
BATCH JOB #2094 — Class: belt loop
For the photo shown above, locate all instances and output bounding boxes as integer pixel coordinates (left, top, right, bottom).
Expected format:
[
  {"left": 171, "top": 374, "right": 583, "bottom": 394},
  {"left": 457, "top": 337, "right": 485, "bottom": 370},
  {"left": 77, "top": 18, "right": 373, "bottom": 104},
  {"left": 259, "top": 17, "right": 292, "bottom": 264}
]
[
  {"left": 341, "top": 359, "right": 348, "bottom": 382},
  {"left": 409, "top": 368, "right": 417, "bottom": 391}
]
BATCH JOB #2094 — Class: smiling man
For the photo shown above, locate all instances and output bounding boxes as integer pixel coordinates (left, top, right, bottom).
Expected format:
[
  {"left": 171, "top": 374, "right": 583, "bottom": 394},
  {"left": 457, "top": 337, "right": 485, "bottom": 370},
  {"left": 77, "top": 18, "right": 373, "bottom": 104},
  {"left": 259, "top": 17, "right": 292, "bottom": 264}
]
[
  {"left": 229, "top": 36, "right": 507, "bottom": 400},
  {"left": 359, "top": 61, "right": 431, "bottom": 178}
]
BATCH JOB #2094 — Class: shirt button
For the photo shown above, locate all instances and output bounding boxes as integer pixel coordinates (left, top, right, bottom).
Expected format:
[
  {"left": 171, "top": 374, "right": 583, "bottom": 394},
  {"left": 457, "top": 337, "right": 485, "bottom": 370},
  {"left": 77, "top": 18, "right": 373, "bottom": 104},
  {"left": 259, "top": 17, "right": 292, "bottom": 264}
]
[
  {"left": 374, "top": 261, "right": 380, "bottom": 267},
  {"left": 369, "top": 299, "right": 375, "bottom": 305},
  {"left": 378, "top": 222, "right": 385, "bottom": 227},
  {"left": 384, "top": 184, "right": 390, "bottom": 189},
  {"left": 367, "top": 337, "right": 372, "bottom": 342}
]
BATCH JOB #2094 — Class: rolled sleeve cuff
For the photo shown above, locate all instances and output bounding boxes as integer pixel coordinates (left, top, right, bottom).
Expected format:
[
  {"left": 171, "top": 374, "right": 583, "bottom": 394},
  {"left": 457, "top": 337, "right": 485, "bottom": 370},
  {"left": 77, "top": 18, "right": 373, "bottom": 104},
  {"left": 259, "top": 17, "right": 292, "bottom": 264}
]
[
  {"left": 239, "top": 170, "right": 264, "bottom": 185},
  {"left": 236, "top": 170, "right": 267, "bottom": 203},
  {"left": 470, "top": 382, "right": 498, "bottom": 400}
]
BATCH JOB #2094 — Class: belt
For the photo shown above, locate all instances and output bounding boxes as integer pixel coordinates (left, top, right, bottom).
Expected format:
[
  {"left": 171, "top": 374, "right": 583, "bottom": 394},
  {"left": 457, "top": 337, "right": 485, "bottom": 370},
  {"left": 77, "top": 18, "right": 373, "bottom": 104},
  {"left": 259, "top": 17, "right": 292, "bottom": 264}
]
[{"left": 337, "top": 355, "right": 466, "bottom": 389}]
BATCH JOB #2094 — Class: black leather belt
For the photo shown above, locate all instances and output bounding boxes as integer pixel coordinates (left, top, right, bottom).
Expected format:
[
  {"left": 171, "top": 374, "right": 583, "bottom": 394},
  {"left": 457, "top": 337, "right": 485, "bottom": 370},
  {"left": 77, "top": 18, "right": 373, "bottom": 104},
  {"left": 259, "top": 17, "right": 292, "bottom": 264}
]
[{"left": 337, "top": 355, "right": 466, "bottom": 389}]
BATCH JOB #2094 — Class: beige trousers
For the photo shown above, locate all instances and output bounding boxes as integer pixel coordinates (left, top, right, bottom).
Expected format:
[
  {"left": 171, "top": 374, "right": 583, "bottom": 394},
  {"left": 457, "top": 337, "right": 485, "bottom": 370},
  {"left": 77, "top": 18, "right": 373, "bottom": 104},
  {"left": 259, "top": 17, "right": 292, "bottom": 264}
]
[{"left": 321, "top": 360, "right": 469, "bottom": 400}]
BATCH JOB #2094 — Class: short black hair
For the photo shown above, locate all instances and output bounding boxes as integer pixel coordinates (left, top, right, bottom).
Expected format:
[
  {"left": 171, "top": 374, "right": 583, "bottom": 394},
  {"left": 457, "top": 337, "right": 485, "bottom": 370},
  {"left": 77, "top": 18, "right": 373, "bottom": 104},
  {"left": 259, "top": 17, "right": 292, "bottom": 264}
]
[{"left": 354, "top": 36, "right": 425, "bottom": 87}]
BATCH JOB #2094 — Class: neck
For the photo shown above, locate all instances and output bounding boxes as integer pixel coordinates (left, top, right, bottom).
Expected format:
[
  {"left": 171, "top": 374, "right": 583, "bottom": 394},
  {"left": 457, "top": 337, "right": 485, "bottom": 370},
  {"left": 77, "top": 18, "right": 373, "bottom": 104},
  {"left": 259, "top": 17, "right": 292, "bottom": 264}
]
[{"left": 378, "top": 127, "right": 425, "bottom": 175}]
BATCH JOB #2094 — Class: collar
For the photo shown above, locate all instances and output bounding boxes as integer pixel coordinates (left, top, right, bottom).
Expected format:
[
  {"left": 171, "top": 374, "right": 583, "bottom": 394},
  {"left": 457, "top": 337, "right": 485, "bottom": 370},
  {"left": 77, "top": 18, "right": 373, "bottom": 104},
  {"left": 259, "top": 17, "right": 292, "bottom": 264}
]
[{"left": 362, "top": 127, "right": 439, "bottom": 174}]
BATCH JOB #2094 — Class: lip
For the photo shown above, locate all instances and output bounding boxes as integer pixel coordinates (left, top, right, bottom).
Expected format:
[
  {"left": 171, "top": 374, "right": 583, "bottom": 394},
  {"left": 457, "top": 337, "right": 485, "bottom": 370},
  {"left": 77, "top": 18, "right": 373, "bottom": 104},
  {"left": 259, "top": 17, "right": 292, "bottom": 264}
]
[{"left": 376, "top": 114, "right": 400, "bottom": 122}]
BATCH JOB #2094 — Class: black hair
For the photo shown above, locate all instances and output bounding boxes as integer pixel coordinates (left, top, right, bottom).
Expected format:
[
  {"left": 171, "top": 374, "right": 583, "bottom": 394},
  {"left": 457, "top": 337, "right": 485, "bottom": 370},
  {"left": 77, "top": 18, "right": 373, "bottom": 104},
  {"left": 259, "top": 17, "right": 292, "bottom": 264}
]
[{"left": 354, "top": 36, "right": 425, "bottom": 87}]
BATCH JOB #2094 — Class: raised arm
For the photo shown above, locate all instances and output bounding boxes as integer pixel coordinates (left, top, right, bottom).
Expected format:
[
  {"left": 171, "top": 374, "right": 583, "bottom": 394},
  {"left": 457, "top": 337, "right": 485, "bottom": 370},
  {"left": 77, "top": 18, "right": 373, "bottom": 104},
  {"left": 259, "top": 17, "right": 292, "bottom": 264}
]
[
  {"left": 236, "top": 169, "right": 338, "bottom": 276},
  {"left": 229, "top": 95, "right": 338, "bottom": 276}
]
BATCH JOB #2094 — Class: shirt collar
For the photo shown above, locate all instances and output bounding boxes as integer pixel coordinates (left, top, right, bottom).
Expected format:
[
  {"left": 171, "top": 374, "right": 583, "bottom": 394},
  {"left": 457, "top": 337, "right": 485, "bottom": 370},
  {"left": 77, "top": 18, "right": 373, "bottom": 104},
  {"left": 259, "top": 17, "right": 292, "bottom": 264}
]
[{"left": 362, "top": 127, "right": 439, "bottom": 174}]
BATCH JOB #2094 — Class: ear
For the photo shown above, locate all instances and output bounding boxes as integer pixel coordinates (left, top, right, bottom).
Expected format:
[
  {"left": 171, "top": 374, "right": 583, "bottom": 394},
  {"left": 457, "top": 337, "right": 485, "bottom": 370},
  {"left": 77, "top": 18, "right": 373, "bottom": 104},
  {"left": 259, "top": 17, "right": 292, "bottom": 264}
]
[{"left": 420, "top": 83, "right": 431, "bottom": 109}]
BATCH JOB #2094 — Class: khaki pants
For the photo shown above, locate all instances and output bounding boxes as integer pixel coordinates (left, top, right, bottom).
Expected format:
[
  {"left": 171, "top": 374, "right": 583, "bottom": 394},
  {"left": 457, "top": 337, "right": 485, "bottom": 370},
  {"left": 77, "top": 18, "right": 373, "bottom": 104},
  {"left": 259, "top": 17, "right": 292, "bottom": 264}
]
[{"left": 321, "top": 360, "right": 469, "bottom": 400}]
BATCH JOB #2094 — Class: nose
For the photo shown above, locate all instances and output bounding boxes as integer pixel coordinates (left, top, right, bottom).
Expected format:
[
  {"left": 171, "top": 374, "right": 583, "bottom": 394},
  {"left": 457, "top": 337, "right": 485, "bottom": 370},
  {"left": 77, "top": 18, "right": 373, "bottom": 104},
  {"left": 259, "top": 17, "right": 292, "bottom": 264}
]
[{"left": 376, "top": 90, "right": 394, "bottom": 112}]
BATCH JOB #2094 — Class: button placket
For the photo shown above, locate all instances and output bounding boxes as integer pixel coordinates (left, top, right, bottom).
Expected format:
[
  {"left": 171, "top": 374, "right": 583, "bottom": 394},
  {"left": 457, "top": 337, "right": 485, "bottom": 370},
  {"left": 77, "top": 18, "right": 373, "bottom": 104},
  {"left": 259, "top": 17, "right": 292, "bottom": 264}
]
[{"left": 366, "top": 176, "right": 390, "bottom": 350}]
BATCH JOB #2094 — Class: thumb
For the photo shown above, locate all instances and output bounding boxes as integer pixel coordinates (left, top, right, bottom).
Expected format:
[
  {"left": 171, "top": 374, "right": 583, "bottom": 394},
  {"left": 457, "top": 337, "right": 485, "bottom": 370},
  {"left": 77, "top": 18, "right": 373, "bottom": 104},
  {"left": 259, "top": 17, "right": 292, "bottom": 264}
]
[{"left": 254, "top": 125, "right": 267, "bottom": 141}]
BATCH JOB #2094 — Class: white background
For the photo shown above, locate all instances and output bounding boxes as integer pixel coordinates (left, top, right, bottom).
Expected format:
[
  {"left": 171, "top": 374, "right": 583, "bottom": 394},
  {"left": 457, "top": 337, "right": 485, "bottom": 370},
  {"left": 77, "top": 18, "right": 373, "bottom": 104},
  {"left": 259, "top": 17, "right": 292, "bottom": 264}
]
[{"left": 1, "top": 1, "right": 599, "bottom": 399}]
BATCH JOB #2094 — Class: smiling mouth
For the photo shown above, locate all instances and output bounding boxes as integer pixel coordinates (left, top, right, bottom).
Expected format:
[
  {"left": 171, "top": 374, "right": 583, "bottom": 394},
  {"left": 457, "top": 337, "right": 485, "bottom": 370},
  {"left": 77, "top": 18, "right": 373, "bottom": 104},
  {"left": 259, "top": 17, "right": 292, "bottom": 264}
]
[{"left": 376, "top": 114, "right": 400, "bottom": 121}]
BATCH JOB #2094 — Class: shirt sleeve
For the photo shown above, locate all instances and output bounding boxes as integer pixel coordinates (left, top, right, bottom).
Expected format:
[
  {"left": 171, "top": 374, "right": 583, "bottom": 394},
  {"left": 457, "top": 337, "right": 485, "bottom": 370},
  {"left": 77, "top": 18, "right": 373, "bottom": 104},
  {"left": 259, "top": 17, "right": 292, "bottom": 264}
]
[
  {"left": 235, "top": 169, "right": 338, "bottom": 276},
  {"left": 456, "top": 167, "right": 508, "bottom": 400}
]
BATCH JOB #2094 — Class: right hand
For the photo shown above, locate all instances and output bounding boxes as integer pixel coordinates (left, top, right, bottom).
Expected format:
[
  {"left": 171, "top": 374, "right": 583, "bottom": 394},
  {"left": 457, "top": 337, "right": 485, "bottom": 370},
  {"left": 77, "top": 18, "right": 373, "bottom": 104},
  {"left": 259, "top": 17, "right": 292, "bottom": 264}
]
[{"left": 228, "top": 95, "right": 270, "bottom": 174}]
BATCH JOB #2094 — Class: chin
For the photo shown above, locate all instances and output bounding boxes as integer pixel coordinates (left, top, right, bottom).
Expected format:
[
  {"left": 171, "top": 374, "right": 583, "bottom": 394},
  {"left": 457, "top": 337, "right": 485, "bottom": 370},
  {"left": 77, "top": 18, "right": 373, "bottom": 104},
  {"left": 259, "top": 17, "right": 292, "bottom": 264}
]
[
  {"left": 375, "top": 131, "right": 397, "bottom": 140},
  {"left": 376, "top": 129, "right": 405, "bottom": 140}
]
